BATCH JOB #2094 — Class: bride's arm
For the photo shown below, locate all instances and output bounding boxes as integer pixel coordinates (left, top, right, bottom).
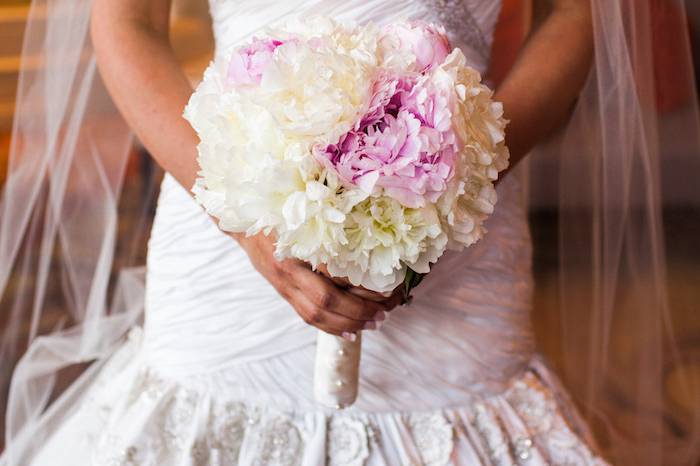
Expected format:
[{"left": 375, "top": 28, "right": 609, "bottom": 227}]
[
  {"left": 494, "top": 0, "right": 593, "bottom": 166},
  {"left": 91, "top": 0, "right": 198, "bottom": 189},
  {"left": 91, "top": 0, "right": 397, "bottom": 338}
]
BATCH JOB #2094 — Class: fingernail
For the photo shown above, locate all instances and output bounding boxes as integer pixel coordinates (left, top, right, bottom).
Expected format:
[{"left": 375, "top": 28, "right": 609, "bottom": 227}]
[
  {"left": 363, "top": 321, "right": 377, "bottom": 331},
  {"left": 374, "top": 311, "right": 386, "bottom": 322},
  {"left": 341, "top": 332, "right": 357, "bottom": 342}
]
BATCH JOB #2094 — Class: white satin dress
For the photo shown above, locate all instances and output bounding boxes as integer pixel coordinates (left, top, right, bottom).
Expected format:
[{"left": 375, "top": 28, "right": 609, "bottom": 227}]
[{"left": 28, "top": 1, "right": 609, "bottom": 465}]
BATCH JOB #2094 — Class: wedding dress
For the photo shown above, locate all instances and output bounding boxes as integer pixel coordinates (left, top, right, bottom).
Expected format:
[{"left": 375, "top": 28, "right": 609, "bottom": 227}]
[{"left": 24, "top": 1, "right": 609, "bottom": 465}]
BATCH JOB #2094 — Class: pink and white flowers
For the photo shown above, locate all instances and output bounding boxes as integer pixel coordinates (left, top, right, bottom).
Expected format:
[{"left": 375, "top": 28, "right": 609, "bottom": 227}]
[
  {"left": 313, "top": 72, "right": 459, "bottom": 209},
  {"left": 185, "top": 17, "right": 509, "bottom": 293},
  {"left": 227, "top": 37, "right": 284, "bottom": 85},
  {"left": 380, "top": 22, "right": 451, "bottom": 72}
]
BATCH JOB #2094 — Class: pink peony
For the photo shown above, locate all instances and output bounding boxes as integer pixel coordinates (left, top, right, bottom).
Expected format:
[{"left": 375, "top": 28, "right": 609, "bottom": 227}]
[
  {"left": 314, "top": 74, "right": 458, "bottom": 208},
  {"left": 382, "top": 22, "right": 451, "bottom": 72},
  {"left": 227, "top": 37, "right": 284, "bottom": 85}
]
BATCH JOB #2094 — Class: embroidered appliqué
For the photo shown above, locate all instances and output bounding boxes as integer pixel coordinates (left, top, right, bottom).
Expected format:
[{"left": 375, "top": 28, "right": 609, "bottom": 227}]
[
  {"left": 408, "top": 412, "right": 455, "bottom": 466},
  {"left": 424, "top": 0, "right": 491, "bottom": 60},
  {"left": 328, "top": 417, "right": 370, "bottom": 466}
]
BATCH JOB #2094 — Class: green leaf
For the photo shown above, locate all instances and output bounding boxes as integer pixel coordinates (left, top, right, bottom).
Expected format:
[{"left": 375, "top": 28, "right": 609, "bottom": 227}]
[{"left": 402, "top": 267, "right": 427, "bottom": 303}]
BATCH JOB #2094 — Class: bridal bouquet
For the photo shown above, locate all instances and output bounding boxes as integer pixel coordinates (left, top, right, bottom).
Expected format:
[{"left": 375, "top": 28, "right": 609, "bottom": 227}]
[{"left": 184, "top": 17, "right": 509, "bottom": 408}]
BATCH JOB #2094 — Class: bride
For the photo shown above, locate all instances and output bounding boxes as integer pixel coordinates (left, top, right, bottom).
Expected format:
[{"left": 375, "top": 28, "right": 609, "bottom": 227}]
[{"left": 1, "top": 0, "right": 699, "bottom": 465}]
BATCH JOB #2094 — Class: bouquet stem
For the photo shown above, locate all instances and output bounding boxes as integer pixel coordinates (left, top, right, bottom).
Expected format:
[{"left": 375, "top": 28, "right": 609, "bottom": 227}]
[{"left": 313, "top": 331, "right": 362, "bottom": 409}]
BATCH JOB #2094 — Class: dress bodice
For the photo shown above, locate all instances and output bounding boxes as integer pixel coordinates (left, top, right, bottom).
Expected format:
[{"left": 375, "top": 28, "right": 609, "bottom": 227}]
[
  {"left": 207, "top": 0, "right": 503, "bottom": 75},
  {"left": 142, "top": 0, "right": 533, "bottom": 412}
]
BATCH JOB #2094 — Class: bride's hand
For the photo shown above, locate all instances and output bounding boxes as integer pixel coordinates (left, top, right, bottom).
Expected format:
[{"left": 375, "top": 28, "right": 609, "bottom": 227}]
[
  {"left": 314, "top": 263, "right": 405, "bottom": 306},
  {"left": 235, "top": 233, "right": 402, "bottom": 339}
]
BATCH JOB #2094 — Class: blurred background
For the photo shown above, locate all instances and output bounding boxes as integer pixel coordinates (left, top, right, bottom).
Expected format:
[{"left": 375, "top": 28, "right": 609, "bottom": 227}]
[{"left": 0, "top": 0, "right": 698, "bottom": 460}]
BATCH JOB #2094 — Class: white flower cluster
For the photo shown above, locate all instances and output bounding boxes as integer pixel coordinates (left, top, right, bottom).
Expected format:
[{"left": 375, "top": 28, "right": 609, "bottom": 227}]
[
  {"left": 435, "top": 51, "right": 510, "bottom": 250},
  {"left": 185, "top": 18, "right": 509, "bottom": 292}
]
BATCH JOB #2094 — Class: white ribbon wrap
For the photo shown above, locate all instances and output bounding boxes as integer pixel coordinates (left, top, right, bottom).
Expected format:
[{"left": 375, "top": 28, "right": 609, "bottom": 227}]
[{"left": 313, "top": 331, "right": 362, "bottom": 409}]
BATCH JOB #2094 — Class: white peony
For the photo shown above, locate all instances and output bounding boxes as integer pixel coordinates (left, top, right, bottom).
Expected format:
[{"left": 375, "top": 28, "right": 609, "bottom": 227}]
[
  {"left": 274, "top": 168, "right": 368, "bottom": 269},
  {"left": 433, "top": 49, "right": 510, "bottom": 250},
  {"left": 255, "top": 18, "right": 380, "bottom": 144},
  {"left": 327, "top": 196, "right": 447, "bottom": 292}
]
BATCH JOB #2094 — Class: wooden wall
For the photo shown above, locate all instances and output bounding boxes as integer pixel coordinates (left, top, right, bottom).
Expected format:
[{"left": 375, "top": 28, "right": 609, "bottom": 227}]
[{"left": 0, "top": 4, "right": 26, "bottom": 129}]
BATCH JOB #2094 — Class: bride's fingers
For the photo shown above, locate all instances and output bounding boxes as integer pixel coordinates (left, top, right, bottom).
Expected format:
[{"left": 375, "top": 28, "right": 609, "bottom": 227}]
[
  {"left": 295, "top": 266, "right": 389, "bottom": 322},
  {"left": 346, "top": 287, "right": 382, "bottom": 301},
  {"left": 291, "top": 286, "right": 367, "bottom": 336},
  {"left": 245, "top": 235, "right": 397, "bottom": 335},
  {"left": 314, "top": 264, "right": 352, "bottom": 289},
  {"left": 315, "top": 263, "right": 397, "bottom": 304},
  {"left": 384, "top": 289, "right": 404, "bottom": 310},
  {"left": 346, "top": 286, "right": 400, "bottom": 306}
]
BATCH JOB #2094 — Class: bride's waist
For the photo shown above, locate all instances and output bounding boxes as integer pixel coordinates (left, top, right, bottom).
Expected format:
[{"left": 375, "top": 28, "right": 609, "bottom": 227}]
[
  {"left": 138, "top": 328, "right": 534, "bottom": 413},
  {"left": 143, "top": 284, "right": 534, "bottom": 362},
  {"left": 141, "top": 298, "right": 535, "bottom": 411},
  {"left": 143, "top": 249, "right": 535, "bottom": 378}
]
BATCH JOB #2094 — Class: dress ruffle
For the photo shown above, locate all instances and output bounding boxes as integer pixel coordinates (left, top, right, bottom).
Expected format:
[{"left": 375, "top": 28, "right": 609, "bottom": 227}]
[{"left": 29, "top": 328, "right": 608, "bottom": 466}]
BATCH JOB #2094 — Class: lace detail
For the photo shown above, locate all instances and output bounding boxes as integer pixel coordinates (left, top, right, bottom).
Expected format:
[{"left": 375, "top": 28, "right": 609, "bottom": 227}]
[
  {"left": 85, "top": 362, "right": 606, "bottom": 466},
  {"left": 327, "top": 417, "right": 370, "bottom": 466},
  {"left": 163, "top": 389, "right": 198, "bottom": 450},
  {"left": 109, "top": 446, "right": 140, "bottom": 466},
  {"left": 472, "top": 403, "right": 518, "bottom": 466},
  {"left": 214, "top": 402, "right": 248, "bottom": 458},
  {"left": 190, "top": 402, "right": 248, "bottom": 464},
  {"left": 423, "top": 0, "right": 491, "bottom": 60},
  {"left": 408, "top": 413, "right": 454, "bottom": 466},
  {"left": 97, "top": 434, "right": 161, "bottom": 466},
  {"left": 251, "top": 416, "right": 304, "bottom": 466},
  {"left": 128, "top": 368, "right": 168, "bottom": 404},
  {"left": 102, "top": 443, "right": 141, "bottom": 466},
  {"left": 506, "top": 375, "right": 608, "bottom": 466},
  {"left": 512, "top": 436, "right": 535, "bottom": 462}
]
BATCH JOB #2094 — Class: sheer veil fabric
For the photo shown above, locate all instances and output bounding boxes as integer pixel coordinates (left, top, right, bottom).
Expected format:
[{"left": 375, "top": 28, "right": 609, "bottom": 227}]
[
  {"left": 0, "top": 1, "right": 142, "bottom": 464},
  {"left": 545, "top": 0, "right": 700, "bottom": 463},
  {"left": 0, "top": 0, "right": 698, "bottom": 465}
]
